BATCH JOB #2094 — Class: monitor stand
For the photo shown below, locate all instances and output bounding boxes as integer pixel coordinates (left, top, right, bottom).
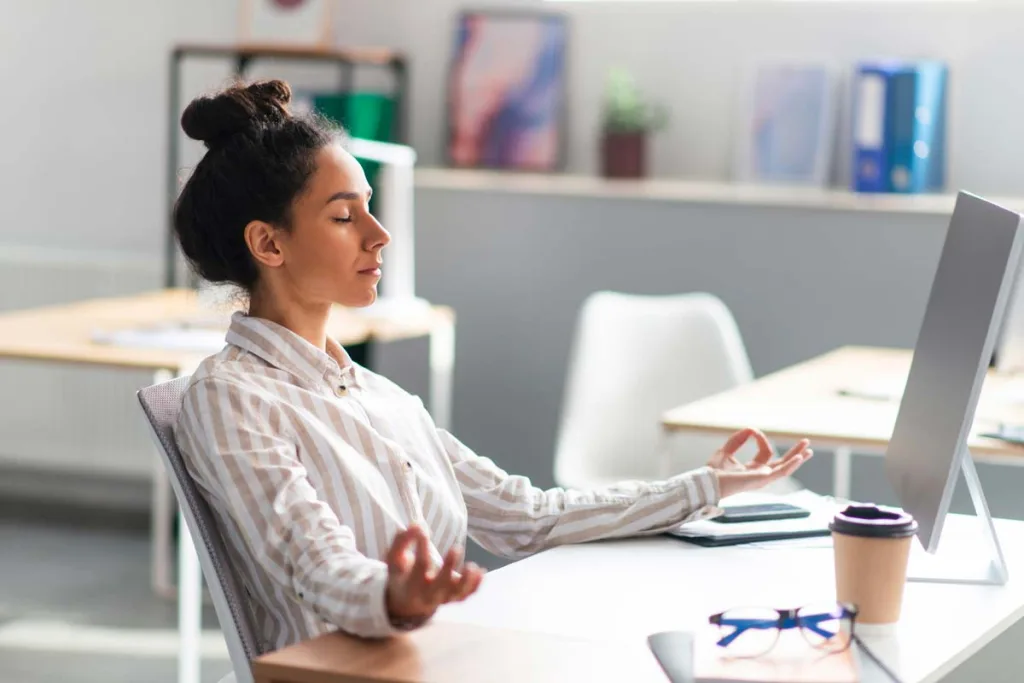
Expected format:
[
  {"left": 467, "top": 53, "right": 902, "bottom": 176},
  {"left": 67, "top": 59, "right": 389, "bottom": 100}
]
[{"left": 906, "top": 451, "right": 1008, "bottom": 586}]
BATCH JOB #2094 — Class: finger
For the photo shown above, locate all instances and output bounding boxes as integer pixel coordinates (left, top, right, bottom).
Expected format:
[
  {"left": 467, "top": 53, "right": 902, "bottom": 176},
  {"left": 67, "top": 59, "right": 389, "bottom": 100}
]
[
  {"left": 783, "top": 439, "right": 811, "bottom": 459},
  {"left": 762, "top": 439, "right": 811, "bottom": 468},
  {"left": 748, "top": 429, "right": 778, "bottom": 466},
  {"left": 720, "top": 428, "right": 754, "bottom": 456},
  {"left": 408, "top": 526, "right": 432, "bottom": 590},
  {"left": 453, "top": 564, "right": 486, "bottom": 602},
  {"left": 767, "top": 449, "right": 807, "bottom": 479},
  {"left": 427, "top": 547, "right": 462, "bottom": 604},
  {"left": 450, "top": 560, "right": 479, "bottom": 601},
  {"left": 386, "top": 528, "right": 416, "bottom": 576}
]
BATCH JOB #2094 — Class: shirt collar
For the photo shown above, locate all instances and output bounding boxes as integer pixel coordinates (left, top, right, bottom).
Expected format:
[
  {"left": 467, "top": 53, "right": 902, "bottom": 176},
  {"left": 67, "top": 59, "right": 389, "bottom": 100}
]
[{"left": 225, "top": 312, "right": 359, "bottom": 388}]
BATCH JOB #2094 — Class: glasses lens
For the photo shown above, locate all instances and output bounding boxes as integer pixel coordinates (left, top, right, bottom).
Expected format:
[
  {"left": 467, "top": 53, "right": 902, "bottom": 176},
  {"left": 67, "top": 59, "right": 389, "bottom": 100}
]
[
  {"left": 797, "top": 603, "right": 853, "bottom": 653},
  {"left": 715, "top": 607, "right": 781, "bottom": 658}
]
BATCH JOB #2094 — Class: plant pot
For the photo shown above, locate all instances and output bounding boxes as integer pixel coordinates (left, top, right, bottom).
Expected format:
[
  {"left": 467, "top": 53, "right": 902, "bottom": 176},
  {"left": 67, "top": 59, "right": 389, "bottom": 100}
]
[{"left": 601, "top": 131, "right": 647, "bottom": 179}]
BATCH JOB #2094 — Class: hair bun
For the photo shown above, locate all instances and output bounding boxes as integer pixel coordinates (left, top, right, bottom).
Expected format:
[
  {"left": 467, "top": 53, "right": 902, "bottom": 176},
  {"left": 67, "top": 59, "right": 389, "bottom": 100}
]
[{"left": 181, "top": 79, "right": 293, "bottom": 149}]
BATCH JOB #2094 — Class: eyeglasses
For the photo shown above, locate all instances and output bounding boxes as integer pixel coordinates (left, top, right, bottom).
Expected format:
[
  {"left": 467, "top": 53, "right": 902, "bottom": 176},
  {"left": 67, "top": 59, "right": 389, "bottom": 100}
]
[{"left": 708, "top": 602, "right": 858, "bottom": 658}]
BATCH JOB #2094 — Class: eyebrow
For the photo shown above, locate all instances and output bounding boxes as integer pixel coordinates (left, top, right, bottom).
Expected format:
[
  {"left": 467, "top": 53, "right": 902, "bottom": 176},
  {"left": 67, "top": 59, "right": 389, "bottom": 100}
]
[{"left": 325, "top": 189, "right": 372, "bottom": 206}]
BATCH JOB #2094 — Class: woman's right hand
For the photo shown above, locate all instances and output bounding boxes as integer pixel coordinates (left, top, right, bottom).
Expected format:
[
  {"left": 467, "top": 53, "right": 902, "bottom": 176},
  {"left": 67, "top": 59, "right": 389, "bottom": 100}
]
[{"left": 385, "top": 525, "right": 485, "bottom": 625}]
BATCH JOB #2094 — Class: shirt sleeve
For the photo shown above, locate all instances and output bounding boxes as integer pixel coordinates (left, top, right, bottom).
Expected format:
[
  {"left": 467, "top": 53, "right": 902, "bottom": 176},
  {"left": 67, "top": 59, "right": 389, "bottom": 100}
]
[
  {"left": 436, "top": 428, "right": 722, "bottom": 560},
  {"left": 176, "top": 376, "right": 410, "bottom": 639}
]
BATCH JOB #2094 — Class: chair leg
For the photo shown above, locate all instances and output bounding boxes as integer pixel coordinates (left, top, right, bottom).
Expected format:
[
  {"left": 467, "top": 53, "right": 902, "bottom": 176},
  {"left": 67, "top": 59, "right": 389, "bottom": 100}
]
[
  {"left": 151, "top": 368, "right": 176, "bottom": 598},
  {"left": 178, "top": 509, "right": 203, "bottom": 683}
]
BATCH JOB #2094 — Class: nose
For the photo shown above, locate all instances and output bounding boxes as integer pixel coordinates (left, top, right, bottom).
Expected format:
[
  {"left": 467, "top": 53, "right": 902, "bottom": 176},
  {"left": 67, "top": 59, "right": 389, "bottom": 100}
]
[{"left": 364, "top": 211, "right": 391, "bottom": 252}]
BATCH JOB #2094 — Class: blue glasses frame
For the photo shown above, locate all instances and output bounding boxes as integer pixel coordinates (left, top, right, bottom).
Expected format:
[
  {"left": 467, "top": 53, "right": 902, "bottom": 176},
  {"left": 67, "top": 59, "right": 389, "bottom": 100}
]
[{"left": 709, "top": 602, "right": 858, "bottom": 653}]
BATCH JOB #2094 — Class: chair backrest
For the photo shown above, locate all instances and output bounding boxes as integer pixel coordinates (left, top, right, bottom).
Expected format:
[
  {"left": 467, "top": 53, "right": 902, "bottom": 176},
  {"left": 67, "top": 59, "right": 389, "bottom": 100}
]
[
  {"left": 553, "top": 291, "right": 755, "bottom": 489},
  {"left": 137, "top": 377, "right": 262, "bottom": 683}
]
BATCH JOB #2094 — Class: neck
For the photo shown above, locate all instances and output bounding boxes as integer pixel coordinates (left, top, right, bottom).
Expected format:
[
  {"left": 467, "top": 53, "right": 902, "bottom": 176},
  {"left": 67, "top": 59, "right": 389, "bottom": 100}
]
[{"left": 248, "top": 284, "right": 332, "bottom": 351}]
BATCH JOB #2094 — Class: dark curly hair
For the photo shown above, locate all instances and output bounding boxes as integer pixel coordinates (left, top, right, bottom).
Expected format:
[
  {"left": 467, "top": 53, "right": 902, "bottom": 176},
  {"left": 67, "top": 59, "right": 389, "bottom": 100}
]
[{"left": 172, "top": 79, "right": 344, "bottom": 291}]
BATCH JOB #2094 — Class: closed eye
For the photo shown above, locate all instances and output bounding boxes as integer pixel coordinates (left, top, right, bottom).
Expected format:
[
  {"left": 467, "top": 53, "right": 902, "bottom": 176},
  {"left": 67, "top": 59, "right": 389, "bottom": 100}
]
[{"left": 332, "top": 216, "right": 353, "bottom": 224}]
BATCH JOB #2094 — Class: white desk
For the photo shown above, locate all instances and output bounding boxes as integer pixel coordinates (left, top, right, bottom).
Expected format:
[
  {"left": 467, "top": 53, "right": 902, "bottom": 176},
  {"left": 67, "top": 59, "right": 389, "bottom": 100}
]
[{"left": 438, "top": 514, "right": 1024, "bottom": 683}]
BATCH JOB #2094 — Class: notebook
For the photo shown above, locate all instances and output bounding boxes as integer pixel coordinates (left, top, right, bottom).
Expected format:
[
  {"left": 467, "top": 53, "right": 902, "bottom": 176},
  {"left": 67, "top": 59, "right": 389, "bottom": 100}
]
[
  {"left": 666, "top": 491, "right": 839, "bottom": 547},
  {"left": 648, "top": 630, "right": 861, "bottom": 683}
]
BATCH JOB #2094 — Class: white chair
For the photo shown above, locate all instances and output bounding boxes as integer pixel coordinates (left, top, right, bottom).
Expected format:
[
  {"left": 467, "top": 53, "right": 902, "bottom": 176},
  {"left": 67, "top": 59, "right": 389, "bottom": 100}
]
[
  {"left": 138, "top": 377, "right": 263, "bottom": 683},
  {"left": 554, "top": 291, "right": 797, "bottom": 491}
]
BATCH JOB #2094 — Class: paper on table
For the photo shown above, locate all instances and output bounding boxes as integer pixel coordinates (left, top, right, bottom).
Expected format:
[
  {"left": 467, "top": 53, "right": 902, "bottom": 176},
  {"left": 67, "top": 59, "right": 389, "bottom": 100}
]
[
  {"left": 836, "top": 377, "right": 906, "bottom": 402},
  {"left": 91, "top": 325, "right": 227, "bottom": 353},
  {"left": 668, "top": 490, "right": 842, "bottom": 542},
  {"left": 649, "top": 628, "right": 859, "bottom": 683}
]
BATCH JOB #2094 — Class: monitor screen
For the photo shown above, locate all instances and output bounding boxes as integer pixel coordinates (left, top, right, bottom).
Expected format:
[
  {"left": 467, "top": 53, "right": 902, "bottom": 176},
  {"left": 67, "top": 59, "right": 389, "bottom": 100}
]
[{"left": 885, "top": 192, "right": 1023, "bottom": 552}]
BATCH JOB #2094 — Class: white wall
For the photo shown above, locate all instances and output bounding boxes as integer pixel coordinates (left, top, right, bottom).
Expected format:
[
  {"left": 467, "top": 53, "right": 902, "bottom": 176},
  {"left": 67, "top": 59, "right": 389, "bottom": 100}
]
[
  {"left": 0, "top": 0, "right": 243, "bottom": 496},
  {"left": 337, "top": 0, "right": 1024, "bottom": 195},
  {"left": 0, "top": 0, "right": 420, "bottom": 497}
]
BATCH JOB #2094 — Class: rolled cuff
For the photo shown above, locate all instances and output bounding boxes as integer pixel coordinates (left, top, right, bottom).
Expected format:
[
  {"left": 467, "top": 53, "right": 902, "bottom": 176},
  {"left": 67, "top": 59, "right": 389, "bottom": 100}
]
[{"left": 673, "top": 466, "right": 724, "bottom": 524}]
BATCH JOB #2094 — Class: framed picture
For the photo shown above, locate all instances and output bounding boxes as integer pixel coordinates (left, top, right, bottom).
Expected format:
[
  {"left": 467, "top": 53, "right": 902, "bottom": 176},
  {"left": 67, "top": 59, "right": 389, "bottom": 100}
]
[
  {"left": 237, "top": 0, "right": 336, "bottom": 47},
  {"left": 445, "top": 10, "right": 569, "bottom": 172},
  {"left": 732, "top": 62, "right": 839, "bottom": 187}
]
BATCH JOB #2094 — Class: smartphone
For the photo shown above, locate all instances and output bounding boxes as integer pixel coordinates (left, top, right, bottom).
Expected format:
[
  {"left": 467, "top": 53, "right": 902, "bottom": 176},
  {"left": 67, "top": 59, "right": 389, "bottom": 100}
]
[{"left": 710, "top": 503, "right": 811, "bottom": 524}]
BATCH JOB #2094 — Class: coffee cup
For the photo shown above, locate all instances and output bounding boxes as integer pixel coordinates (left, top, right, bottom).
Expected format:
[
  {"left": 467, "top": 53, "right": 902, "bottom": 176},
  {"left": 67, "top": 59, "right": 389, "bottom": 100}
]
[{"left": 829, "top": 504, "right": 918, "bottom": 625}]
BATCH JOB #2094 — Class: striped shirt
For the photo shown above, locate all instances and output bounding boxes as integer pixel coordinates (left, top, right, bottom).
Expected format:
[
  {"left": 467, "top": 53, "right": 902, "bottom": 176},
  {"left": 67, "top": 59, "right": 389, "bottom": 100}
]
[{"left": 174, "top": 312, "right": 722, "bottom": 651}]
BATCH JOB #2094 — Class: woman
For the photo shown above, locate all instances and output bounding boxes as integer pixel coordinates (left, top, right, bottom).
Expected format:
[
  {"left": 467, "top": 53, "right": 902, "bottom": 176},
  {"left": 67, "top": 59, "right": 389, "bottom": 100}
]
[{"left": 172, "top": 79, "right": 813, "bottom": 651}]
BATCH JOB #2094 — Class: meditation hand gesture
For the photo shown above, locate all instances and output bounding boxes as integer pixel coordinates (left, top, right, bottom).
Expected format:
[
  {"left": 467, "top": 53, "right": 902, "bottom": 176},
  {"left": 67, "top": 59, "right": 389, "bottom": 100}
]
[
  {"left": 708, "top": 428, "right": 813, "bottom": 499},
  {"left": 385, "top": 525, "right": 486, "bottom": 626}
]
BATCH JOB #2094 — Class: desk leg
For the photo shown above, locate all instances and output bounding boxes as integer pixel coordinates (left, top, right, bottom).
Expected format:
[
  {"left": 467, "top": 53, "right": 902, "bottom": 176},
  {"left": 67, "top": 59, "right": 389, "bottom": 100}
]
[
  {"left": 429, "top": 315, "right": 455, "bottom": 432},
  {"left": 833, "top": 446, "right": 853, "bottom": 501},
  {"left": 178, "top": 509, "right": 202, "bottom": 683},
  {"left": 151, "top": 368, "right": 176, "bottom": 598}
]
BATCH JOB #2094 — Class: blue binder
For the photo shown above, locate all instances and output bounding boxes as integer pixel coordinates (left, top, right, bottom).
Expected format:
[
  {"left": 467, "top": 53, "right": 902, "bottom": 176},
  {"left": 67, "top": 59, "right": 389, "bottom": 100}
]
[
  {"left": 852, "top": 63, "right": 904, "bottom": 193},
  {"left": 852, "top": 61, "right": 948, "bottom": 194},
  {"left": 891, "top": 61, "right": 948, "bottom": 193}
]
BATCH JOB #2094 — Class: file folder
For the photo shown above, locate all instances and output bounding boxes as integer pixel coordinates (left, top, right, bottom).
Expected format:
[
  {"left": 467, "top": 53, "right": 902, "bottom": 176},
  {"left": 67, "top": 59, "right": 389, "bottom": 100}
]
[{"left": 851, "top": 61, "right": 948, "bottom": 194}]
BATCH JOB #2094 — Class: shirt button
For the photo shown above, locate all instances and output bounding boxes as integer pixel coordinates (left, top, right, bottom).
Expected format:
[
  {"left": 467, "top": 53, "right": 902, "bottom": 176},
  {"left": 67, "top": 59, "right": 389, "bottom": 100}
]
[{"left": 334, "top": 385, "right": 347, "bottom": 397}]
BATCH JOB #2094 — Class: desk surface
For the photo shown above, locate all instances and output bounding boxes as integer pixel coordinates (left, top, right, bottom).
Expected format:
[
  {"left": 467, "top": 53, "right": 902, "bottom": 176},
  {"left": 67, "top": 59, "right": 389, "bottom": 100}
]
[
  {"left": 0, "top": 289, "right": 453, "bottom": 373},
  {"left": 253, "top": 515, "right": 1024, "bottom": 683},
  {"left": 662, "top": 346, "right": 1024, "bottom": 460},
  {"left": 437, "top": 515, "right": 1024, "bottom": 683}
]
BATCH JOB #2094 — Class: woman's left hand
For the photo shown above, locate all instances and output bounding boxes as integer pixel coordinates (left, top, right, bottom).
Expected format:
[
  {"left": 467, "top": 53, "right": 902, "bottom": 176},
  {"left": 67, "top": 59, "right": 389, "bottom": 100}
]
[{"left": 707, "top": 428, "right": 813, "bottom": 499}]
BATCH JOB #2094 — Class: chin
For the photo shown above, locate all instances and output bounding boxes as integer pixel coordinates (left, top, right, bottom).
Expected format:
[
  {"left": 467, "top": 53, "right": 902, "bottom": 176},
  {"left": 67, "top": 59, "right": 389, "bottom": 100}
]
[{"left": 344, "top": 288, "right": 378, "bottom": 309}]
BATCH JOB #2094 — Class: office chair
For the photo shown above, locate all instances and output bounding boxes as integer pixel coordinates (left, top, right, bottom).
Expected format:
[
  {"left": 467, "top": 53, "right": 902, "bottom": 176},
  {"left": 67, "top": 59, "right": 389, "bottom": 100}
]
[
  {"left": 554, "top": 291, "right": 797, "bottom": 491},
  {"left": 138, "top": 377, "right": 263, "bottom": 683}
]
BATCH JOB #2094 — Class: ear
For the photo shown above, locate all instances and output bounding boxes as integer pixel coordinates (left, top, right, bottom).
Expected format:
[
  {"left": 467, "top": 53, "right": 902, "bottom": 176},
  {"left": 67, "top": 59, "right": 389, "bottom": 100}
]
[{"left": 244, "top": 220, "right": 286, "bottom": 269}]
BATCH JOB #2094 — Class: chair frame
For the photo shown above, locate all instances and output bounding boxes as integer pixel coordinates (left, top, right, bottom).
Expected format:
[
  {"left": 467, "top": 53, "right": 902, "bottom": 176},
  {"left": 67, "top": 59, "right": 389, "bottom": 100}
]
[{"left": 137, "top": 377, "right": 264, "bottom": 683}]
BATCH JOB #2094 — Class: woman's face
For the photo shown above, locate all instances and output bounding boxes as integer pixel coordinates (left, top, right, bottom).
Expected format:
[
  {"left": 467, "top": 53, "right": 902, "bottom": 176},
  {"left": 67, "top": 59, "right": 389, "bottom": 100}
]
[{"left": 270, "top": 143, "right": 391, "bottom": 308}]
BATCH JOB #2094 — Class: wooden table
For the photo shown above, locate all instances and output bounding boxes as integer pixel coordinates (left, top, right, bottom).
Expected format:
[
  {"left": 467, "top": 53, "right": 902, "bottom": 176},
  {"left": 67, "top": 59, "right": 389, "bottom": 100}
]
[
  {"left": 0, "top": 288, "right": 456, "bottom": 683},
  {"left": 252, "top": 513, "right": 1024, "bottom": 683},
  {"left": 252, "top": 621, "right": 660, "bottom": 683},
  {"left": 661, "top": 345, "right": 1024, "bottom": 499}
]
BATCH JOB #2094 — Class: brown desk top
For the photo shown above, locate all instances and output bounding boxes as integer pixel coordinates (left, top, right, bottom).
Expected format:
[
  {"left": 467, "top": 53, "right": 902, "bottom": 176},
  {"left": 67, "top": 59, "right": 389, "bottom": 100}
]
[
  {"left": 0, "top": 289, "right": 453, "bottom": 373},
  {"left": 252, "top": 621, "right": 664, "bottom": 683},
  {"left": 662, "top": 345, "right": 1024, "bottom": 460}
]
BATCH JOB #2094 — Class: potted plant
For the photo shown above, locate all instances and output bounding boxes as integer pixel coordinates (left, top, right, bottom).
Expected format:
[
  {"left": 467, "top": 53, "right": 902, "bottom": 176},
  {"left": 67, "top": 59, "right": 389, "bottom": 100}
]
[{"left": 600, "top": 68, "right": 668, "bottom": 179}]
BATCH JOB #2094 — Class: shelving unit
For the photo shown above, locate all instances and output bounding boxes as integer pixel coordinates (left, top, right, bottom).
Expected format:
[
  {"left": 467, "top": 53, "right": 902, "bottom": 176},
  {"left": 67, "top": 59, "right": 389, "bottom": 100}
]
[
  {"left": 414, "top": 167, "right": 1024, "bottom": 218},
  {"left": 165, "top": 42, "right": 409, "bottom": 288}
]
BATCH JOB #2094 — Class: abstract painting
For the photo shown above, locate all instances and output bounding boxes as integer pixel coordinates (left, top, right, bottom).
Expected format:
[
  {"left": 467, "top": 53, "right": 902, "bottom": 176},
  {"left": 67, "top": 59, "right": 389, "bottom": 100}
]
[{"left": 446, "top": 11, "right": 568, "bottom": 171}]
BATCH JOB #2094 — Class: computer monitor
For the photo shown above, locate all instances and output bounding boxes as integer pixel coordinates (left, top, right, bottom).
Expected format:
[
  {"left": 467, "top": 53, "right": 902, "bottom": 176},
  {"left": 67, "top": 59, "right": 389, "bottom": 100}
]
[
  {"left": 884, "top": 191, "right": 1023, "bottom": 584},
  {"left": 993, "top": 259, "right": 1024, "bottom": 373}
]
